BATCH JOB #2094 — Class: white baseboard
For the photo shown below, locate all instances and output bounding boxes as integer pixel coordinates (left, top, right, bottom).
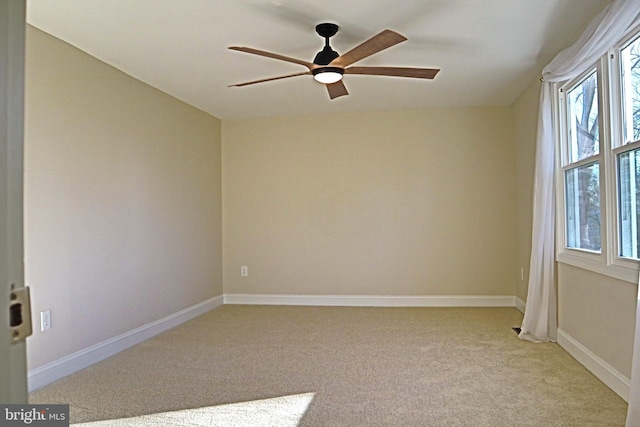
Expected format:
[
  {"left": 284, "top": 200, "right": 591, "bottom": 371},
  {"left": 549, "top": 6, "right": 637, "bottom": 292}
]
[
  {"left": 515, "top": 297, "right": 526, "bottom": 313},
  {"left": 28, "top": 295, "right": 224, "bottom": 391},
  {"left": 557, "top": 328, "right": 630, "bottom": 402},
  {"left": 224, "top": 294, "right": 516, "bottom": 307}
]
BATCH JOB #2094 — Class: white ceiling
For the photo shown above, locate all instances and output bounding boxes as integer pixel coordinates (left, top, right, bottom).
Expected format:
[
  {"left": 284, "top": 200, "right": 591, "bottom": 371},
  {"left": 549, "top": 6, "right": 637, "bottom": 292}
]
[{"left": 26, "top": 0, "right": 610, "bottom": 119}]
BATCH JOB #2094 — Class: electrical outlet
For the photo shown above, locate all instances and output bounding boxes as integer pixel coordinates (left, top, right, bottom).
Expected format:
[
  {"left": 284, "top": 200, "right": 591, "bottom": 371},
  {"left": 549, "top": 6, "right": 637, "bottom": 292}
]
[
  {"left": 241, "top": 266, "right": 249, "bottom": 277},
  {"left": 40, "top": 310, "right": 51, "bottom": 332}
]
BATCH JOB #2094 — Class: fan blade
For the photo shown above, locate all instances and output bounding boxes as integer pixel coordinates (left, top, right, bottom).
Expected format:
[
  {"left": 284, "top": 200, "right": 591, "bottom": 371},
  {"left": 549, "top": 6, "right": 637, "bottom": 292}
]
[
  {"left": 229, "top": 46, "right": 316, "bottom": 70},
  {"left": 326, "top": 80, "right": 349, "bottom": 99},
  {"left": 329, "top": 30, "right": 407, "bottom": 68},
  {"left": 229, "top": 71, "right": 311, "bottom": 87},
  {"left": 345, "top": 66, "right": 440, "bottom": 79}
]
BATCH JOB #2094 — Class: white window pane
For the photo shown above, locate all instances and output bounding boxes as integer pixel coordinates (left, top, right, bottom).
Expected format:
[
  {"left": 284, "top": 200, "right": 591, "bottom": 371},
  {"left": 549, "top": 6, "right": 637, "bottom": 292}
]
[
  {"left": 565, "top": 162, "right": 601, "bottom": 251},
  {"left": 621, "top": 35, "right": 640, "bottom": 144},
  {"left": 568, "top": 72, "right": 599, "bottom": 163},
  {"left": 618, "top": 148, "right": 640, "bottom": 258}
]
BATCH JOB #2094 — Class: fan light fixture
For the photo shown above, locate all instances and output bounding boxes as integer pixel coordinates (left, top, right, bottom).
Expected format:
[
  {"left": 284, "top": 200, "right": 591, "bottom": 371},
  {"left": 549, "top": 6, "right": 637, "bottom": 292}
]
[{"left": 312, "top": 67, "right": 344, "bottom": 84}]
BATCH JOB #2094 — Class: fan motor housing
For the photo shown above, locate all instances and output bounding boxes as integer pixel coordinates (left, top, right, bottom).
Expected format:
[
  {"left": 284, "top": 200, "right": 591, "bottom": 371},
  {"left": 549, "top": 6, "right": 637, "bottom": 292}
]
[
  {"left": 314, "top": 23, "right": 340, "bottom": 65},
  {"left": 314, "top": 46, "right": 339, "bottom": 65}
]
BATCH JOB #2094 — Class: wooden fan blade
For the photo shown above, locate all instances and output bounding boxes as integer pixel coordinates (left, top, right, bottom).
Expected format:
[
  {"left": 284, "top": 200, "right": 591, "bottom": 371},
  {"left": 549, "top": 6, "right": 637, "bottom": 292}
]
[
  {"left": 229, "top": 71, "right": 311, "bottom": 87},
  {"left": 326, "top": 80, "right": 349, "bottom": 99},
  {"left": 345, "top": 66, "right": 440, "bottom": 79},
  {"left": 229, "top": 46, "right": 316, "bottom": 70},
  {"left": 329, "top": 30, "right": 407, "bottom": 68}
]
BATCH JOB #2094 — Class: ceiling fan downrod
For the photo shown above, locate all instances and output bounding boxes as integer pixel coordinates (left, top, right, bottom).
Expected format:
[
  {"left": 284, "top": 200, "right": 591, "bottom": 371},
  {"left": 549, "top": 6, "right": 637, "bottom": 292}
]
[{"left": 313, "top": 23, "right": 339, "bottom": 65}]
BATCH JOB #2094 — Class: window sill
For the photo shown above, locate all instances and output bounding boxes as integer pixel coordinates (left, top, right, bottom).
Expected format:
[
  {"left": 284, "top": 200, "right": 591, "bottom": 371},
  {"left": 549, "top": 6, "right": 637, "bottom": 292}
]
[{"left": 557, "top": 251, "right": 639, "bottom": 284}]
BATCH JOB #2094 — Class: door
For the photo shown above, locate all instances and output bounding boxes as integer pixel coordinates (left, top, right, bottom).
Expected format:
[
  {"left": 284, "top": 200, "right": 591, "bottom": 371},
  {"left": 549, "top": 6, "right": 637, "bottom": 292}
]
[{"left": 0, "top": 0, "right": 28, "bottom": 403}]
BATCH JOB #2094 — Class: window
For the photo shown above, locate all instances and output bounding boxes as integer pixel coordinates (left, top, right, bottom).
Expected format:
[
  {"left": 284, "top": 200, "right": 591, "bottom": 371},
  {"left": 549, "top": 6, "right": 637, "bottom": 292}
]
[
  {"left": 618, "top": 147, "right": 640, "bottom": 258},
  {"left": 563, "top": 71, "right": 601, "bottom": 252},
  {"left": 557, "top": 25, "right": 640, "bottom": 282},
  {"left": 618, "top": 34, "right": 640, "bottom": 260},
  {"left": 620, "top": 35, "right": 640, "bottom": 144}
]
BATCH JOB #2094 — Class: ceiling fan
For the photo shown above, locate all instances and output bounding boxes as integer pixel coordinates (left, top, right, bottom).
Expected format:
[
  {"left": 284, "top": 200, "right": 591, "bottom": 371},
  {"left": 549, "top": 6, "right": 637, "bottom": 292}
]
[{"left": 228, "top": 23, "right": 440, "bottom": 99}]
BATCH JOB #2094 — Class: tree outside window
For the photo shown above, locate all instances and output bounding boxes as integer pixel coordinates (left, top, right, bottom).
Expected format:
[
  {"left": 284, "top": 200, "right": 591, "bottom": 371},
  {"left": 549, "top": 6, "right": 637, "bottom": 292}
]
[{"left": 565, "top": 72, "right": 601, "bottom": 252}]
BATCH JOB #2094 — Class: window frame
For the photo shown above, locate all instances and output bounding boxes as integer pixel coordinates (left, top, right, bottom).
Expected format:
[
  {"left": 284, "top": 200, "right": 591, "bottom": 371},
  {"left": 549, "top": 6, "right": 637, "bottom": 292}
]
[
  {"left": 556, "top": 61, "right": 611, "bottom": 276},
  {"left": 555, "top": 21, "right": 640, "bottom": 283}
]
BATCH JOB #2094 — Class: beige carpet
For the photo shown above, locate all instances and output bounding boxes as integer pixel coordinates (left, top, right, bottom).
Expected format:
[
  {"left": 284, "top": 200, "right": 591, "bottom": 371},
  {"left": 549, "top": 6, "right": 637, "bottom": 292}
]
[{"left": 30, "top": 306, "right": 628, "bottom": 426}]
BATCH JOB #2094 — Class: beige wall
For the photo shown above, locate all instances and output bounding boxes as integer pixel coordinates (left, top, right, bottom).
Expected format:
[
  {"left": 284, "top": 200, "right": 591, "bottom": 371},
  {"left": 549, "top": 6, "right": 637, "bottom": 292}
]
[
  {"left": 24, "top": 27, "right": 223, "bottom": 369},
  {"left": 222, "top": 108, "right": 517, "bottom": 296},
  {"left": 512, "top": 78, "right": 540, "bottom": 303},
  {"left": 558, "top": 264, "right": 637, "bottom": 377}
]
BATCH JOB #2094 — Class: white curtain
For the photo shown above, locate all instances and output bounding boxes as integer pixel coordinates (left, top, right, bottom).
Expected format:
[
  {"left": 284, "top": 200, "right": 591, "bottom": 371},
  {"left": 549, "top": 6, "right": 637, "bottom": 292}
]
[{"left": 519, "top": 0, "right": 640, "bottom": 343}]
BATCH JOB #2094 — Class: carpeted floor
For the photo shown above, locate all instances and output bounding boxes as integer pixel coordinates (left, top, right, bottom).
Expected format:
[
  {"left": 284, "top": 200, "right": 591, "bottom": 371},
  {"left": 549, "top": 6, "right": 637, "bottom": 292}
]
[{"left": 30, "top": 306, "right": 628, "bottom": 426}]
